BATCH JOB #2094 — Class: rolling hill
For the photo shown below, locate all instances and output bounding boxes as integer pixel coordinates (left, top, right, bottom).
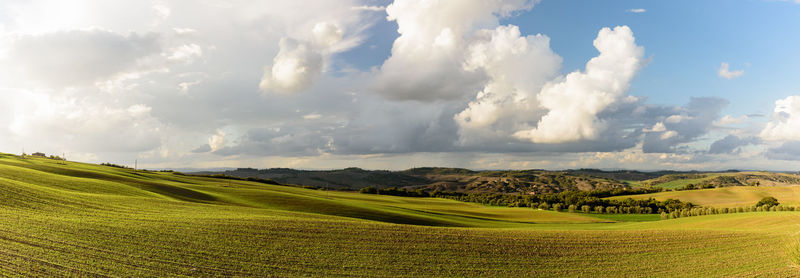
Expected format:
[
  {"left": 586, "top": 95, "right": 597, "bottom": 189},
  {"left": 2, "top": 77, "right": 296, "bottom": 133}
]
[
  {"left": 609, "top": 185, "right": 800, "bottom": 208},
  {"left": 640, "top": 171, "right": 800, "bottom": 189},
  {"left": 202, "top": 167, "right": 633, "bottom": 194},
  {"left": 0, "top": 153, "right": 799, "bottom": 276}
]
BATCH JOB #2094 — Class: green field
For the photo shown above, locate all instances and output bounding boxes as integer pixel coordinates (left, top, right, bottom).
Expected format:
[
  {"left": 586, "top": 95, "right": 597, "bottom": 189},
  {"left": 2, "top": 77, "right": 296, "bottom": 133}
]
[{"left": 1, "top": 153, "right": 799, "bottom": 276}]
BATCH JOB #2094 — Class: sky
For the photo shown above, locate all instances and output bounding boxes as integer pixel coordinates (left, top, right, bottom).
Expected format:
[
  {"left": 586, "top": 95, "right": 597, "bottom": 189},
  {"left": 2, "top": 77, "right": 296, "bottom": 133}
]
[{"left": 1, "top": 0, "right": 800, "bottom": 171}]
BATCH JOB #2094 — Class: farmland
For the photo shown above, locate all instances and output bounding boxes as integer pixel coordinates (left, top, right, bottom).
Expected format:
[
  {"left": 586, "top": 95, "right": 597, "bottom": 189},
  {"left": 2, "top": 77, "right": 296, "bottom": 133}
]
[
  {"left": 609, "top": 185, "right": 800, "bottom": 208},
  {"left": 0, "top": 153, "right": 799, "bottom": 276}
]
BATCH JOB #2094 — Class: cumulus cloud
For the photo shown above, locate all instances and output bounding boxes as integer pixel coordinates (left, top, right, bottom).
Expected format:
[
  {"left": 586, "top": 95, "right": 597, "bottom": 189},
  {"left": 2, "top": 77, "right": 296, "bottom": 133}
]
[
  {"left": 0, "top": 0, "right": 766, "bottom": 170},
  {"left": 0, "top": 29, "right": 161, "bottom": 87},
  {"left": 454, "top": 25, "right": 561, "bottom": 144},
  {"left": 259, "top": 20, "right": 354, "bottom": 95},
  {"left": 514, "top": 26, "right": 645, "bottom": 143},
  {"left": 259, "top": 38, "right": 324, "bottom": 94},
  {"left": 312, "top": 22, "right": 344, "bottom": 47},
  {"left": 209, "top": 130, "right": 226, "bottom": 152},
  {"left": 718, "top": 62, "right": 744, "bottom": 79},
  {"left": 373, "top": 0, "right": 534, "bottom": 101},
  {"left": 761, "top": 95, "right": 800, "bottom": 141},
  {"left": 627, "top": 8, "right": 646, "bottom": 13}
]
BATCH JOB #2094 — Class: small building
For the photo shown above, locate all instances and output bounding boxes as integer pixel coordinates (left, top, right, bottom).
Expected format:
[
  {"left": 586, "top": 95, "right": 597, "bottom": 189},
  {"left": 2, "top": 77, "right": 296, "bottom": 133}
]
[{"left": 31, "top": 152, "right": 46, "bottom": 157}]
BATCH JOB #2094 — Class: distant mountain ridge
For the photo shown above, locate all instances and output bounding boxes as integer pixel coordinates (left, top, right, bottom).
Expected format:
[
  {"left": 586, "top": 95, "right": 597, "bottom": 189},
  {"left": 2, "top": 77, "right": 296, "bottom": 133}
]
[{"left": 193, "top": 167, "right": 800, "bottom": 194}]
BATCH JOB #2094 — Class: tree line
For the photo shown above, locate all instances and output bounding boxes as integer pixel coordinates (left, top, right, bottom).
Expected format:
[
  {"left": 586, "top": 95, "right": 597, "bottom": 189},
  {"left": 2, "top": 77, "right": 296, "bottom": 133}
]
[{"left": 359, "top": 187, "right": 690, "bottom": 214}]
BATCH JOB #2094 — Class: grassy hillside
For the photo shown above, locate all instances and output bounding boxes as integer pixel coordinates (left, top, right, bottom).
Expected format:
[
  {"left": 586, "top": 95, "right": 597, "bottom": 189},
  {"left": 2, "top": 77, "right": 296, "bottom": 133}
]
[
  {"left": 642, "top": 171, "right": 800, "bottom": 189},
  {"left": 609, "top": 185, "right": 800, "bottom": 208},
  {"left": 1, "top": 153, "right": 799, "bottom": 276}
]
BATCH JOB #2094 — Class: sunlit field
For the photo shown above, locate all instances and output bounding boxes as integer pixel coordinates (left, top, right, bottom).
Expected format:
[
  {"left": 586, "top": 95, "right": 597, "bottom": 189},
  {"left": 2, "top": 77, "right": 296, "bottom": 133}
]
[{"left": 0, "top": 153, "right": 798, "bottom": 276}]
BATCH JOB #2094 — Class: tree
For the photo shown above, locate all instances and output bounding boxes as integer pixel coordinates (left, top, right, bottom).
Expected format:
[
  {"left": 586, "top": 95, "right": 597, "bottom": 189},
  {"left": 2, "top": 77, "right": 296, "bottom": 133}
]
[
  {"left": 755, "top": 196, "right": 779, "bottom": 208},
  {"left": 660, "top": 212, "right": 668, "bottom": 220},
  {"left": 538, "top": 202, "right": 550, "bottom": 210},
  {"left": 594, "top": 206, "right": 604, "bottom": 214},
  {"left": 568, "top": 205, "right": 577, "bottom": 213}
]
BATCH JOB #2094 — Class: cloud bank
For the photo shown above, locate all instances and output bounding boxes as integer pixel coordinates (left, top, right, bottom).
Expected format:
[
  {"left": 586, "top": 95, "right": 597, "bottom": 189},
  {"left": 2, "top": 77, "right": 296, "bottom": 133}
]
[{"left": 0, "top": 0, "right": 793, "bottom": 170}]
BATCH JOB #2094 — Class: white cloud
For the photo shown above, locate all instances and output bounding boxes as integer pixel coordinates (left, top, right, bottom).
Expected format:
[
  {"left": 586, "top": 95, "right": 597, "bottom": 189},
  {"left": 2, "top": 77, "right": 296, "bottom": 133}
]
[
  {"left": 627, "top": 8, "right": 646, "bottom": 13},
  {"left": 660, "top": 130, "right": 678, "bottom": 140},
  {"left": 714, "top": 115, "right": 748, "bottom": 126},
  {"left": 454, "top": 25, "right": 561, "bottom": 143},
  {"left": 172, "top": 28, "right": 199, "bottom": 36},
  {"left": 178, "top": 80, "right": 201, "bottom": 94},
  {"left": 761, "top": 95, "right": 800, "bottom": 140},
  {"left": 303, "top": 113, "right": 322, "bottom": 120},
  {"left": 259, "top": 20, "right": 356, "bottom": 95},
  {"left": 167, "top": 43, "right": 203, "bottom": 63},
  {"left": 312, "top": 22, "right": 343, "bottom": 48},
  {"left": 0, "top": 0, "right": 774, "bottom": 170},
  {"left": 374, "top": 0, "right": 534, "bottom": 101},
  {"left": 514, "top": 26, "right": 645, "bottom": 143},
  {"left": 209, "top": 130, "right": 226, "bottom": 152},
  {"left": 665, "top": 114, "right": 690, "bottom": 123},
  {"left": 259, "top": 38, "right": 324, "bottom": 94},
  {"left": 718, "top": 62, "right": 744, "bottom": 79},
  {"left": 4, "top": 91, "right": 164, "bottom": 153},
  {"left": 152, "top": 1, "right": 171, "bottom": 20},
  {"left": 645, "top": 122, "right": 666, "bottom": 132}
]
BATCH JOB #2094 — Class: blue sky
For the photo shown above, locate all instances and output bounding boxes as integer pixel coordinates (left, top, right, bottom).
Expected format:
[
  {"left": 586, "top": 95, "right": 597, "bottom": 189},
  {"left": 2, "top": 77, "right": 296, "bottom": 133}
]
[
  {"left": 2, "top": 0, "right": 800, "bottom": 171},
  {"left": 343, "top": 0, "right": 800, "bottom": 114}
]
